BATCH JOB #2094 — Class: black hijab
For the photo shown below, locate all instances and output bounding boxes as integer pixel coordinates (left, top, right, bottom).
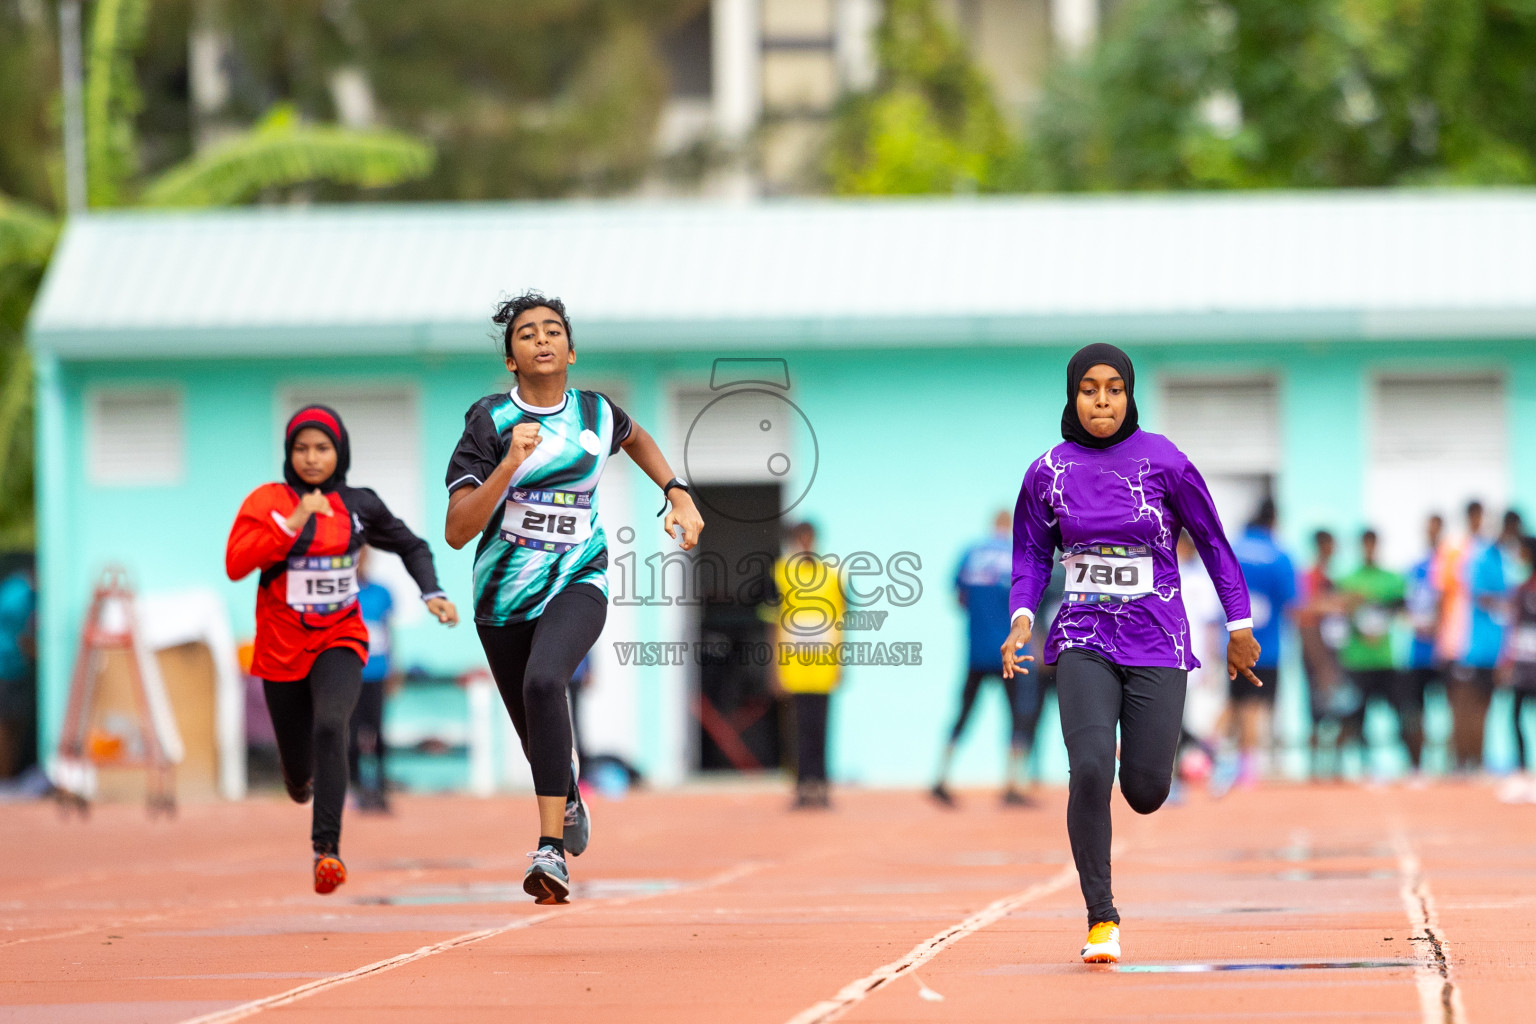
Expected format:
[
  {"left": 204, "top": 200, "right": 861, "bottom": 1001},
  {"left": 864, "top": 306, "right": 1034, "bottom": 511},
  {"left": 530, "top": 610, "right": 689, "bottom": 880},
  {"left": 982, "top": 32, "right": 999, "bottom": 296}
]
[
  {"left": 1060, "top": 343, "right": 1139, "bottom": 449},
  {"left": 283, "top": 404, "right": 351, "bottom": 492}
]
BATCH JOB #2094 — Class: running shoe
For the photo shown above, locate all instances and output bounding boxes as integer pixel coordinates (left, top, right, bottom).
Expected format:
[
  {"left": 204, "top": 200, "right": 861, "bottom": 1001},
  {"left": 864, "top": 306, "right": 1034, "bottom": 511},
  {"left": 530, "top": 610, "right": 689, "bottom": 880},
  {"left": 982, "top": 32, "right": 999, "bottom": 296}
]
[
  {"left": 1080, "top": 921, "right": 1120, "bottom": 963},
  {"left": 313, "top": 853, "right": 346, "bottom": 895},
  {"left": 523, "top": 845, "right": 571, "bottom": 905},
  {"left": 1001, "top": 787, "right": 1036, "bottom": 808},
  {"left": 929, "top": 782, "right": 956, "bottom": 808},
  {"left": 1497, "top": 774, "right": 1534, "bottom": 804},
  {"left": 563, "top": 784, "right": 591, "bottom": 857}
]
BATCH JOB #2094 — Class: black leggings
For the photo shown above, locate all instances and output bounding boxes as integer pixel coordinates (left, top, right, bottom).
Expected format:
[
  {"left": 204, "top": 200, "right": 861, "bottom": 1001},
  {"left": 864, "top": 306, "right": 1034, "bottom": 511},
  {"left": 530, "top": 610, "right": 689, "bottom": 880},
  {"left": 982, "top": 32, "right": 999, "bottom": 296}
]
[
  {"left": 1337, "top": 669, "right": 1423, "bottom": 764},
  {"left": 477, "top": 584, "right": 608, "bottom": 798},
  {"left": 1056, "top": 649, "right": 1187, "bottom": 928},
  {"left": 793, "top": 692, "right": 830, "bottom": 783},
  {"left": 1515, "top": 690, "right": 1536, "bottom": 771},
  {"left": 349, "top": 683, "right": 386, "bottom": 791},
  {"left": 263, "top": 647, "right": 364, "bottom": 854},
  {"left": 948, "top": 667, "right": 1035, "bottom": 746}
]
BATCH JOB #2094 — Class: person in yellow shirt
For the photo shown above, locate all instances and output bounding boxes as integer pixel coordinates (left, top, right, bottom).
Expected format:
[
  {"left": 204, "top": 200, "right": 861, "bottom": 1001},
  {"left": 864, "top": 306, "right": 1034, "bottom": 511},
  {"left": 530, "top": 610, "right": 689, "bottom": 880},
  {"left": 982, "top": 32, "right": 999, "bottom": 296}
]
[{"left": 772, "top": 522, "right": 846, "bottom": 809}]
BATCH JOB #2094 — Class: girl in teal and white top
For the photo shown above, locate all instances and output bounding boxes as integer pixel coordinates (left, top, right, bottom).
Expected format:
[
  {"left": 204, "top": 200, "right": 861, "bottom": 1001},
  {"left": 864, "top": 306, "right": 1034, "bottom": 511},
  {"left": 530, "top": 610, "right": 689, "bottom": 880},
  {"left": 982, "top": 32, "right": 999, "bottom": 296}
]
[{"left": 444, "top": 291, "right": 704, "bottom": 906}]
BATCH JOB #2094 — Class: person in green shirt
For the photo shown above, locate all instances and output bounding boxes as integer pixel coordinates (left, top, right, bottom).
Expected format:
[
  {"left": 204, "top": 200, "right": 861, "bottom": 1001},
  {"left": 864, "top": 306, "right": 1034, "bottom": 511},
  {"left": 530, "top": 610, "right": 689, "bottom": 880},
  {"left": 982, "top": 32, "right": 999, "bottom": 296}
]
[{"left": 1336, "top": 529, "right": 1413, "bottom": 773}]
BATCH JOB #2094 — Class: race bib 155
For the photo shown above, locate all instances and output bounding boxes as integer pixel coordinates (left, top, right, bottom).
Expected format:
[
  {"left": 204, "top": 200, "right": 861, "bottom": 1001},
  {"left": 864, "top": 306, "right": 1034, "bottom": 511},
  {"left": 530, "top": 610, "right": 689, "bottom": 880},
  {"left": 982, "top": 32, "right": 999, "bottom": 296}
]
[{"left": 286, "top": 554, "right": 358, "bottom": 613}]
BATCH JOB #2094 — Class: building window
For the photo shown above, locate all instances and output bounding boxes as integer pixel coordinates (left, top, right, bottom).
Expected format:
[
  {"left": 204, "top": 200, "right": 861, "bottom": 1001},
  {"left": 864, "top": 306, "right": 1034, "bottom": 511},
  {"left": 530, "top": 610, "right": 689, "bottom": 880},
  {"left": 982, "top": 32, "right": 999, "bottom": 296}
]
[
  {"left": 278, "top": 386, "right": 425, "bottom": 621},
  {"left": 1367, "top": 374, "right": 1506, "bottom": 568},
  {"left": 1160, "top": 375, "right": 1280, "bottom": 530},
  {"left": 88, "top": 388, "right": 185, "bottom": 486}
]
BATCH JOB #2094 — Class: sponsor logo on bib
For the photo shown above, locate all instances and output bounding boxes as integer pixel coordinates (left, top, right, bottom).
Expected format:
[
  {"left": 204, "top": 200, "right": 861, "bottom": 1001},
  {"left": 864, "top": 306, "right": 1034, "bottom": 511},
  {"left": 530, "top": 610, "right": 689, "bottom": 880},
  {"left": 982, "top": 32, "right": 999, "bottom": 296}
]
[
  {"left": 501, "top": 488, "right": 594, "bottom": 554},
  {"left": 1061, "top": 544, "right": 1155, "bottom": 605}
]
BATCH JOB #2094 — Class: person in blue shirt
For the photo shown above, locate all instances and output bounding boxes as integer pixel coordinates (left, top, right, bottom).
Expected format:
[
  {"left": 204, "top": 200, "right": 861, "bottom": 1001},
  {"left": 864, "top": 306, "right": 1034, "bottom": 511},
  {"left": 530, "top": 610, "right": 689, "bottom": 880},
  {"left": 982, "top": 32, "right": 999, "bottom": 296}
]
[
  {"left": 1448, "top": 503, "right": 1507, "bottom": 772},
  {"left": 349, "top": 548, "right": 395, "bottom": 812},
  {"left": 1401, "top": 513, "right": 1444, "bottom": 775},
  {"left": 931, "top": 511, "right": 1035, "bottom": 807},
  {"left": 1227, "top": 498, "right": 1297, "bottom": 786},
  {"left": 0, "top": 564, "right": 36, "bottom": 780}
]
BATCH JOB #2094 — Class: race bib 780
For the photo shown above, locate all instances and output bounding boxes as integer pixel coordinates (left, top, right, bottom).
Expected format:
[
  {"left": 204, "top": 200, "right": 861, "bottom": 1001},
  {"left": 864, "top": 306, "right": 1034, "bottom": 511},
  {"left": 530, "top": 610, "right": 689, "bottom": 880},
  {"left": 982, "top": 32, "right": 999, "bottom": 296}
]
[{"left": 1062, "top": 545, "right": 1155, "bottom": 605}]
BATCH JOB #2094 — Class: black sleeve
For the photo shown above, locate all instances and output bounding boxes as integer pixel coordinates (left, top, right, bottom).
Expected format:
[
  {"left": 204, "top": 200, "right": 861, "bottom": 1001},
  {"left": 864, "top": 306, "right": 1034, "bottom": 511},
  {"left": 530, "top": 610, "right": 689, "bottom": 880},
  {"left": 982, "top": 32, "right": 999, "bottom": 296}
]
[
  {"left": 598, "top": 392, "right": 634, "bottom": 455},
  {"left": 446, "top": 402, "right": 503, "bottom": 493},
  {"left": 349, "top": 488, "right": 445, "bottom": 598}
]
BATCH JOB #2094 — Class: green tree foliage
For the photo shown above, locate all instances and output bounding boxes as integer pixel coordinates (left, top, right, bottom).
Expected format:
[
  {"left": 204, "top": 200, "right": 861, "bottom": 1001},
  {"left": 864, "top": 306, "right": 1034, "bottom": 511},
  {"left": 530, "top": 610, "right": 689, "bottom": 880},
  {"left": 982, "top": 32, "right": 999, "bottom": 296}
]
[
  {"left": 85, "top": 0, "right": 151, "bottom": 206},
  {"left": 127, "top": 0, "right": 707, "bottom": 200},
  {"left": 141, "top": 105, "right": 433, "bottom": 207},
  {"left": 0, "top": 0, "right": 450, "bottom": 546},
  {"left": 825, "top": 0, "right": 1015, "bottom": 194},
  {"left": 0, "top": 2, "right": 59, "bottom": 213},
  {"left": 1028, "top": 0, "right": 1536, "bottom": 190}
]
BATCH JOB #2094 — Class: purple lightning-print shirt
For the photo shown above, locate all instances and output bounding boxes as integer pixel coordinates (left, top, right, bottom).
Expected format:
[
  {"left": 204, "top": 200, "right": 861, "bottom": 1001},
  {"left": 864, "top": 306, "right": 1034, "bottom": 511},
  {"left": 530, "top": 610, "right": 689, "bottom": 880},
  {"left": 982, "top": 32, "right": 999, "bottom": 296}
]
[{"left": 1010, "top": 429, "right": 1252, "bottom": 670}]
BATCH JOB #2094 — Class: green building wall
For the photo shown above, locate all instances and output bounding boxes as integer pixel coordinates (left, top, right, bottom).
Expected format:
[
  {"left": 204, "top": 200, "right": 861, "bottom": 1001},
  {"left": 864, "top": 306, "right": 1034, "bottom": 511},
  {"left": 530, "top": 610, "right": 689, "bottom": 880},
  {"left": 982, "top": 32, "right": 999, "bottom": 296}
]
[{"left": 35, "top": 336, "right": 1536, "bottom": 787}]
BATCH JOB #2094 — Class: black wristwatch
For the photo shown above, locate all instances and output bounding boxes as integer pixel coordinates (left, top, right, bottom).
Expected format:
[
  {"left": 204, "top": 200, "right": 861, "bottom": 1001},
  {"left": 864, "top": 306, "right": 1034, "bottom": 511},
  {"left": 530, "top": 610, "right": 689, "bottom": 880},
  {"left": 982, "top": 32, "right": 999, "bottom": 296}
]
[{"left": 656, "top": 477, "right": 690, "bottom": 516}]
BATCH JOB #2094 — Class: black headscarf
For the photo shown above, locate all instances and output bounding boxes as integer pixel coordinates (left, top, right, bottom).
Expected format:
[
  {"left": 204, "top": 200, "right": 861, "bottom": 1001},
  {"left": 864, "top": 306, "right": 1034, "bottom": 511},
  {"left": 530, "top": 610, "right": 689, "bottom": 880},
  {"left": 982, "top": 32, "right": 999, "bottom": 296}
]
[
  {"left": 283, "top": 404, "right": 351, "bottom": 492},
  {"left": 1060, "top": 343, "right": 1139, "bottom": 450}
]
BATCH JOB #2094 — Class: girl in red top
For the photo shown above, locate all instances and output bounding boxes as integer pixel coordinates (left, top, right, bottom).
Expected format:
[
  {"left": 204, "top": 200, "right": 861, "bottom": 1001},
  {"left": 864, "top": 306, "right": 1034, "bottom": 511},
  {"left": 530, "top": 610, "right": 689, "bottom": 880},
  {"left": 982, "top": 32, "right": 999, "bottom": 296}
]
[{"left": 227, "top": 406, "right": 458, "bottom": 893}]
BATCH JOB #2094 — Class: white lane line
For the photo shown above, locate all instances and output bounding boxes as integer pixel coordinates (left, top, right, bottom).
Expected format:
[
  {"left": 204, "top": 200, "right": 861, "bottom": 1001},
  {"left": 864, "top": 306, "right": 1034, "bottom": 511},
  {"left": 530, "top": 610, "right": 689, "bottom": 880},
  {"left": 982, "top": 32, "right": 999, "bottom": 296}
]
[
  {"left": 176, "top": 860, "right": 767, "bottom": 1024},
  {"left": 1392, "top": 833, "right": 1467, "bottom": 1024},
  {"left": 783, "top": 862, "right": 1079, "bottom": 1024}
]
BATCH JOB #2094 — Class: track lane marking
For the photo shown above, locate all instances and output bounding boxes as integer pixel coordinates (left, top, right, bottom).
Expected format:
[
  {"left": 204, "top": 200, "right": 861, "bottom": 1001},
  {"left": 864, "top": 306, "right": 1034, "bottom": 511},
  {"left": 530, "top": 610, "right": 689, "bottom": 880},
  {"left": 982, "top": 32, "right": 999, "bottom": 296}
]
[
  {"left": 782, "top": 861, "right": 1079, "bottom": 1024},
  {"left": 1392, "top": 832, "right": 1467, "bottom": 1024},
  {"left": 175, "top": 860, "right": 767, "bottom": 1024}
]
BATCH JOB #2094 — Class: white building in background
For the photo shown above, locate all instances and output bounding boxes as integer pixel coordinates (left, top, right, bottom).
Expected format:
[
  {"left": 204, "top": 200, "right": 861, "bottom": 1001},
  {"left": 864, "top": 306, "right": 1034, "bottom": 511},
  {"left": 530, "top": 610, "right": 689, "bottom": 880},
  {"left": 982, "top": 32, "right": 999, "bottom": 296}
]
[{"left": 651, "top": 0, "right": 1108, "bottom": 196}]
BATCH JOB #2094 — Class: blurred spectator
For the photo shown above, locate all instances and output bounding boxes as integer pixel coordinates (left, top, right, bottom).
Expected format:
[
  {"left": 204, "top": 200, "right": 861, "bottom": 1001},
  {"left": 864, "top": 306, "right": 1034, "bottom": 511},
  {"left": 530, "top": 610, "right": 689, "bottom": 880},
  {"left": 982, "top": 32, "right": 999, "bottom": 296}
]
[
  {"left": 0, "top": 562, "right": 36, "bottom": 779},
  {"left": 1500, "top": 535, "right": 1536, "bottom": 804},
  {"left": 349, "top": 549, "right": 394, "bottom": 813},
  {"left": 772, "top": 522, "right": 845, "bottom": 810},
  {"left": 1178, "top": 531, "right": 1225, "bottom": 744},
  {"left": 1498, "top": 510, "right": 1525, "bottom": 588},
  {"left": 1402, "top": 514, "right": 1445, "bottom": 776},
  {"left": 1440, "top": 501, "right": 1506, "bottom": 773},
  {"left": 1013, "top": 561, "right": 1065, "bottom": 789},
  {"left": 1336, "top": 529, "right": 1410, "bottom": 777},
  {"left": 931, "top": 511, "right": 1035, "bottom": 808},
  {"left": 1230, "top": 499, "right": 1296, "bottom": 786},
  {"left": 1298, "top": 529, "right": 1354, "bottom": 778}
]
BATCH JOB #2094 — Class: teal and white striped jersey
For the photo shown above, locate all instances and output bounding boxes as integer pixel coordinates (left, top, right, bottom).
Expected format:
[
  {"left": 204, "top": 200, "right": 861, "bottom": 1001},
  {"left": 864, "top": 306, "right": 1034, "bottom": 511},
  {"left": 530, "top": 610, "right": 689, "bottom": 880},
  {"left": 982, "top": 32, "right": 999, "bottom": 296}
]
[{"left": 446, "top": 388, "right": 632, "bottom": 624}]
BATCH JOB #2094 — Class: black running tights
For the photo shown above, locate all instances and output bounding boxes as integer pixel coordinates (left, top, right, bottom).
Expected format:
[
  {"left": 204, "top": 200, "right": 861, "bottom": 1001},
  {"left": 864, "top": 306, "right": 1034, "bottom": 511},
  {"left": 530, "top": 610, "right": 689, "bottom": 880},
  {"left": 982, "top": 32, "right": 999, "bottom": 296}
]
[
  {"left": 793, "top": 692, "right": 830, "bottom": 784},
  {"left": 349, "top": 683, "right": 386, "bottom": 792},
  {"left": 1056, "top": 649, "right": 1188, "bottom": 928},
  {"left": 263, "top": 647, "right": 364, "bottom": 854},
  {"left": 477, "top": 584, "right": 608, "bottom": 798},
  {"left": 1515, "top": 690, "right": 1536, "bottom": 771}
]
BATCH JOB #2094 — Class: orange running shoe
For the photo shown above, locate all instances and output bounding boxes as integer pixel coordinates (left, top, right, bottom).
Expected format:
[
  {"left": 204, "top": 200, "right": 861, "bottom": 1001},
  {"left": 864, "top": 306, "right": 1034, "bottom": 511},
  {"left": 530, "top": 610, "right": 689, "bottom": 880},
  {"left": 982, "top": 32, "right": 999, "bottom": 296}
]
[
  {"left": 314, "top": 853, "right": 347, "bottom": 895},
  {"left": 1081, "top": 921, "right": 1121, "bottom": 963}
]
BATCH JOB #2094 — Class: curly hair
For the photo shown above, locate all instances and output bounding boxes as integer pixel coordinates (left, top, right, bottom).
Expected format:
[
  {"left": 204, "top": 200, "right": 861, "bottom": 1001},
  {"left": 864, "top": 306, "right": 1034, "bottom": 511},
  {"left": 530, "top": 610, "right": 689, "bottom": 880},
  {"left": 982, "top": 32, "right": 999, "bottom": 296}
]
[{"left": 492, "top": 291, "right": 573, "bottom": 363}]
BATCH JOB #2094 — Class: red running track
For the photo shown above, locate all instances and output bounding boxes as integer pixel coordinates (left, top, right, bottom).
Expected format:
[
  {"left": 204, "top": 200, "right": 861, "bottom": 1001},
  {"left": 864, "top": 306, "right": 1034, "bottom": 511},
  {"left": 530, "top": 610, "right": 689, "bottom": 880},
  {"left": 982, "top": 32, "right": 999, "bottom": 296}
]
[{"left": 2, "top": 780, "right": 1530, "bottom": 1023}]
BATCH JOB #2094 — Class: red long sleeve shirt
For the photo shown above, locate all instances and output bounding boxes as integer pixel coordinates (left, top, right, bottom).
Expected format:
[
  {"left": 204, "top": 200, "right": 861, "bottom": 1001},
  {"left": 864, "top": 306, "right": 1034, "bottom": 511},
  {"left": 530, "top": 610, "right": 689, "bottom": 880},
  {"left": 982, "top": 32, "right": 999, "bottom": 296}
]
[{"left": 227, "top": 482, "right": 442, "bottom": 681}]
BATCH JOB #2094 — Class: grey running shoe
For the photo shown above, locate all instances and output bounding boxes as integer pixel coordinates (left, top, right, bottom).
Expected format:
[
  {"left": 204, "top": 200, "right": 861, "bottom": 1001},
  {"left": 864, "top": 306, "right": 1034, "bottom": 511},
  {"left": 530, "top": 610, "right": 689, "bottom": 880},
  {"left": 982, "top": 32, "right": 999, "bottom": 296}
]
[
  {"left": 523, "top": 846, "right": 570, "bottom": 905},
  {"left": 563, "top": 785, "right": 591, "bottom": 857}
]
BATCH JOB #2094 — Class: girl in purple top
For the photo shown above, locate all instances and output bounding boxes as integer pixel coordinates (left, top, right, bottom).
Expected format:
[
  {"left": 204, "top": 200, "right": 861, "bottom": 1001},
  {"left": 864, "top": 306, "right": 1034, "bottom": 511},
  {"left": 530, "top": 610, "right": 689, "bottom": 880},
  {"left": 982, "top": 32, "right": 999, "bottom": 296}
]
[{"left": 1001, "top": 343, "right": 1261, "bottom": 964}]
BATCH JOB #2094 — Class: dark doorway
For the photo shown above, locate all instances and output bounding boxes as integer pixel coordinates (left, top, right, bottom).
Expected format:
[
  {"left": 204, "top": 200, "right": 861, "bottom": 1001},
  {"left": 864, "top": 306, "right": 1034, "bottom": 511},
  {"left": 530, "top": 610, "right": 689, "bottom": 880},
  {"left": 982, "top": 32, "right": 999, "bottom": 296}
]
[{"left": 692, "top": 483, "right": 781, "bottom": 772}]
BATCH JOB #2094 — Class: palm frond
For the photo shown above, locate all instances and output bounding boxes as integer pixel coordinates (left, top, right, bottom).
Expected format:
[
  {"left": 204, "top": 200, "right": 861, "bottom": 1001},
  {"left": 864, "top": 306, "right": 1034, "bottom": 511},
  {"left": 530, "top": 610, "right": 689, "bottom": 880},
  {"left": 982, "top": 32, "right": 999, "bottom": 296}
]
[
  {"left": 84, "top": 0, "right": 149, "bottom": 207},
  {"left": 0, "top": 194, "right": 59, "bottom": 274},
  {"left": 140, "top": 105, "right": 435, "bottom": 208}
]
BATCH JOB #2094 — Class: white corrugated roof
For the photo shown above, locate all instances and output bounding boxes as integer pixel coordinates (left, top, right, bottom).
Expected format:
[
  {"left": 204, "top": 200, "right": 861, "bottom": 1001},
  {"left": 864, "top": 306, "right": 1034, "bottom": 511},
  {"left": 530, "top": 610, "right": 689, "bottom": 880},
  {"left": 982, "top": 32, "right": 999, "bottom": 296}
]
[{"left": 29, "top": 191, "right": 1536, "bottom": 356}]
